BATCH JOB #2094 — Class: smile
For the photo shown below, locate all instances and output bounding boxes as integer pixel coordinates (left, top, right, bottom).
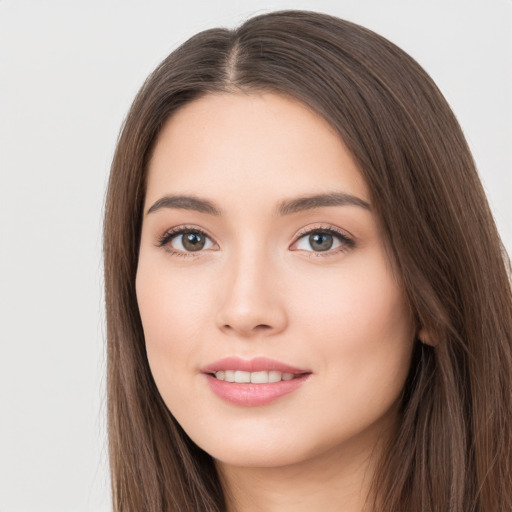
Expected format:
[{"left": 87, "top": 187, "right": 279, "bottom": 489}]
[
  {"left": 213, "top": 370, "right": 296, "bottom": 383},
  {"left": 202, "top": 357, "right": 311, "bottom": 406}
]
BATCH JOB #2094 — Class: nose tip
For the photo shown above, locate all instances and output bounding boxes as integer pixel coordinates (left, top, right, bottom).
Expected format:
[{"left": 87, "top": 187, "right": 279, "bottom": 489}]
[
  {"left": 220, "top": 316, "right": 276, "bottom": 337},
  {"left": 215, "top": 258, "right": 287, "bottom": 338},
  {"left": 217, "top": 301, "right": 286, "bottom": 338}
]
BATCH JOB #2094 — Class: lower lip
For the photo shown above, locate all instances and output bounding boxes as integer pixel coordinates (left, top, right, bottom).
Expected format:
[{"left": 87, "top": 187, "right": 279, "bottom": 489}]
[{"left": 204, "top": 374, "right": 310, "bottom": 406}]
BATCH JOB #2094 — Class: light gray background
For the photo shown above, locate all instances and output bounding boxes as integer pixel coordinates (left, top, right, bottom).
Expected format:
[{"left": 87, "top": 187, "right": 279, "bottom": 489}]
[{"left": 0, "top": 1, "right": 510, "bottom": 511}]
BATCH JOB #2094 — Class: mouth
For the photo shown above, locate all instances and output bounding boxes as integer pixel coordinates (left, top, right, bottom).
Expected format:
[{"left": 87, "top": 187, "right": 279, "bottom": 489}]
[
  {"left": 201, "top": 357, "right": 311, "bottom": 406},
  {"left": 211, "top": 370, "right": 299, "bottom": 383}
]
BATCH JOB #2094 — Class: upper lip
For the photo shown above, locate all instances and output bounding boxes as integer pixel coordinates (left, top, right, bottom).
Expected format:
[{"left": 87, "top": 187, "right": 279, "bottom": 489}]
[{"left": 201, "top": 357, "right": 310, "bottom": 374}]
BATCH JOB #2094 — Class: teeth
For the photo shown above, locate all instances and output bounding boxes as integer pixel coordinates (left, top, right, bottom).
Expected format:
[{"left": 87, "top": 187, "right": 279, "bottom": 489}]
[
  {"left": 235, "top": 370, "right": 251, "bottom": 383},
  {"left": 214, "top": 370, "right": 298, "bottom": 383},
  {"left": 250, "top": 371, "right": 268, "bottom": 383},
  {"left": 268, "top": 371, "right": 282, "bottom": 383}
]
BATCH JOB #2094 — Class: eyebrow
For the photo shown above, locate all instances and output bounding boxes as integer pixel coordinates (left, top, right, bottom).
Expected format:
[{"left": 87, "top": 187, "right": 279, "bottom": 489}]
[
  {"left": 277, "top": 192, "right": 371, "bottom": 215},
  {"left": 147, "top": 195, "right": 222, "bottom": 216},
  {"left": 146, "top": 192, "right": 371, "bottom": 216}
]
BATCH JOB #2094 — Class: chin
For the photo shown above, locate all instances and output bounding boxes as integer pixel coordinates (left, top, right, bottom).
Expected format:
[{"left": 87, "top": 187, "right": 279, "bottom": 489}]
[
  {"left": 211, "top": 444, "right": 311, "bottom": 469},
  {"left": 188, "top": 426, "right": 310, "bottom": 468}
]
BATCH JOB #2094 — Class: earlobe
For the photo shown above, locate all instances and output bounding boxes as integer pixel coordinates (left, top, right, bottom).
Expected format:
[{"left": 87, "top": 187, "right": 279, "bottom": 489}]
[{"left": 418, "top": 328, "right": 436, "bottom": 346}]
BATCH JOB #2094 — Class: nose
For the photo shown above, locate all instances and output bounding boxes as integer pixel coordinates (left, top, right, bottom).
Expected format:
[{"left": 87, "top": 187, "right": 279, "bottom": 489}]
[{"left": 215, "top": 247, "right": 288, "bottom": 339}]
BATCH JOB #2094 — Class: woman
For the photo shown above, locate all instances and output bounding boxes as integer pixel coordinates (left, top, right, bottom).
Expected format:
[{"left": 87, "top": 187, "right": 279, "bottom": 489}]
[{"left": 103, "top": 10, "right": 512, "bottom": 511}]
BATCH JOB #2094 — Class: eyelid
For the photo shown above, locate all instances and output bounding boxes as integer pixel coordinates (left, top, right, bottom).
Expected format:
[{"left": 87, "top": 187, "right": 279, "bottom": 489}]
[{"left": 293, "top": 223, "right": 353, "bottom": 241}]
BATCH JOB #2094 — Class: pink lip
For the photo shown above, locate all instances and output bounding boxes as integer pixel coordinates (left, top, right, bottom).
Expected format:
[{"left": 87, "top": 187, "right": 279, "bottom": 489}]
[
  {"left": 201, "top": 356, "right": 309, "bottom": 374},
  {"left": 201, "top": 357, "right": 311, "bottom": 407}
]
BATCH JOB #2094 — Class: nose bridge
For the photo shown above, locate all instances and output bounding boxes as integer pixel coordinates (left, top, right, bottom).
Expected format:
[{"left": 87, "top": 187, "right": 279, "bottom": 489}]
[{"left": 216, "top": 237, "right": 287, "bottom": 337}]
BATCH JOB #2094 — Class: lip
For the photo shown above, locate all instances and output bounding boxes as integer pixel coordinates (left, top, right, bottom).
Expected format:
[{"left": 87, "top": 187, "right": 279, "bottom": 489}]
[
  {"left": 201, "top": 357, "right": 311, "bottom": 407},
  {"left": 201, "top": 356, "right": 309, "bottom": 374}
]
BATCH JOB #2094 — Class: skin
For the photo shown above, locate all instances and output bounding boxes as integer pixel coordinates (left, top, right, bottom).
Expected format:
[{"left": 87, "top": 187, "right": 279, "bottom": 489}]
[{"left": 136, "top": 92, "right": 416, "bottom": 512}]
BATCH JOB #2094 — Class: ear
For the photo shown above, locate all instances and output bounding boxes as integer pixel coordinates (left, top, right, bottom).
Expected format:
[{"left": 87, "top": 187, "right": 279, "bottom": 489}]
[{"left": 418, "top": 327, "right": 436, "bottom": 346}]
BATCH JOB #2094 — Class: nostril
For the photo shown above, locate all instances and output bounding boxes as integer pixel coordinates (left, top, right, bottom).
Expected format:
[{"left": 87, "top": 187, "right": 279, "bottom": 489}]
[{"left": 222, "top": 323, "right": 271, "bottom": 333}]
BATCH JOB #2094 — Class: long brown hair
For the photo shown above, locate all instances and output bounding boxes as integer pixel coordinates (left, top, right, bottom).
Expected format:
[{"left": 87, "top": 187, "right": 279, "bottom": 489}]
[{"left": 103, "top": 10, "right": 512, "bottom": 511}]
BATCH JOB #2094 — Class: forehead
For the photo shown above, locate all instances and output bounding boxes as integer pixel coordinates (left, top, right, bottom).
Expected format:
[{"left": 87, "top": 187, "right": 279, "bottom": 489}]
[{"left": 146, "top": 92, "right": 369, "bottom": 208}]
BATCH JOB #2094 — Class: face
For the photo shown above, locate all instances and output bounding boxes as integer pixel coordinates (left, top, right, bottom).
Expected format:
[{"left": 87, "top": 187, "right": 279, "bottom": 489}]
[{"left": 136, "top": 92, "right": 415, "bottom": 469}]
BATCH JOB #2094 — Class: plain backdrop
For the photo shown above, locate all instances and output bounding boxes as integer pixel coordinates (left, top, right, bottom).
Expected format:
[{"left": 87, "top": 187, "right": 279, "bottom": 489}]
[{"left": 0, "top": 1, "right": 511, "bottom": 510}]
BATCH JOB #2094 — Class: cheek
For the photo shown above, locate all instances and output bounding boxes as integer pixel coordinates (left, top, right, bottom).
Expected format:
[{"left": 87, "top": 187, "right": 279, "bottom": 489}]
[
  {"left": 135, "top": 260, "right": 210, "bottom": 390},
  {"left": 292, "top": 256, "right": 414, "bottom": 397},
  {"left": 136, "top": 251, "right": 214, "bottom": 332}
]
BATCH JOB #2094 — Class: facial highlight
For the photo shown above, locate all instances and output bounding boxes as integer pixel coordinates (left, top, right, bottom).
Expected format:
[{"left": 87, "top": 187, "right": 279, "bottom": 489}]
[{"left": 136, "top": 92, "right": 415, "bottom": 470}]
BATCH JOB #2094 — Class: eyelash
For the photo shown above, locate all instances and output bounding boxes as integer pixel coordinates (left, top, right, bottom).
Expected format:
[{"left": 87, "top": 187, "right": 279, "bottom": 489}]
[
  {"left": 294, "top": 225, "right": 355, "bottom": 258},
  {"left": 156, "top": 224, "right": 355, "bottom": 259}
]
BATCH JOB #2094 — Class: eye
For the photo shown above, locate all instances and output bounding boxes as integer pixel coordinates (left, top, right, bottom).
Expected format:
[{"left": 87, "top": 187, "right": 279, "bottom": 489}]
[
  {"left": 158, "top": 227, "right": 215, "bottom": 254},
  {"left": 292, "top": 226, "right": 354, "bottom": 255}
]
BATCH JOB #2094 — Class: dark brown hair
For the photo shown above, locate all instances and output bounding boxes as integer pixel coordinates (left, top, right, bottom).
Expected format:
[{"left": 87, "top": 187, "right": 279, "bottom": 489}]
[{"left": 103, "top": 10, "right": 512, "bottom": 511}]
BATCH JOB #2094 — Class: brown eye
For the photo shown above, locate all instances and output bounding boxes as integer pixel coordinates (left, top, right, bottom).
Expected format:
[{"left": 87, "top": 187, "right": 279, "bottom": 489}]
[
  {"left": 158, "top": 228, "right": 215, "bottom": 254},
  {"left": 180, "top": 231, "right": 207, "bottom": 251}
]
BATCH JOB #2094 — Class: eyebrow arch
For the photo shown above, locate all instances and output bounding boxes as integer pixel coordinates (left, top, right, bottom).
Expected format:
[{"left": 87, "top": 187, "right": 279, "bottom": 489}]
[
  {"left": 147, "top": 195, "right": 221, "bottom": 216},
  {"left": 277, "top": 192, "right": 371, "bottom": 215},
  {"left": 146, "top": 192, "right": 371, "bottom": 216}
]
